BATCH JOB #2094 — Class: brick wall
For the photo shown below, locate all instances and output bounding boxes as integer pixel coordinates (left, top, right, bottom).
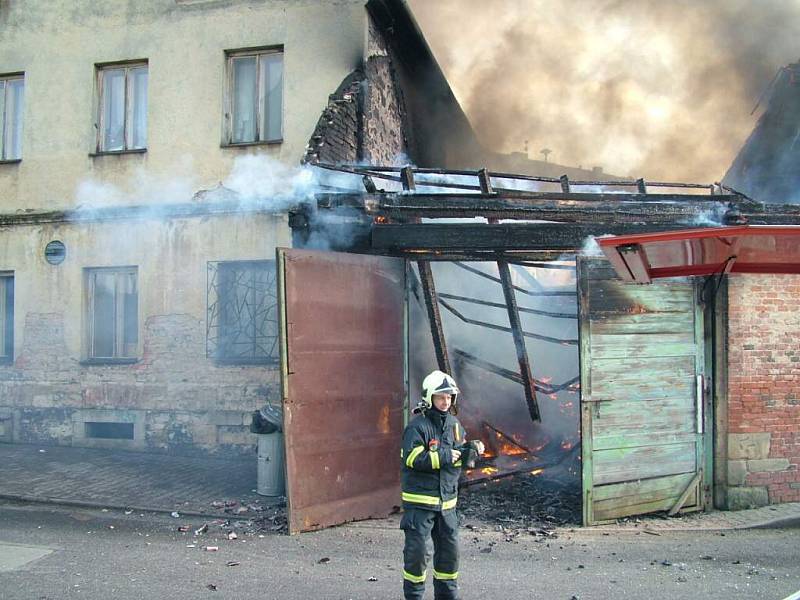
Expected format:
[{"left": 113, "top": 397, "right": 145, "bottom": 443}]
[{"left": 726, "top": 274, "right": 800, "bottom": 508}]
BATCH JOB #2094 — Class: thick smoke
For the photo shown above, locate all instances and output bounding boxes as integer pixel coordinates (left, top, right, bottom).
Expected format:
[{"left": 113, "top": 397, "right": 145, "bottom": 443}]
[{"left": 408, "top": 0, "right": 800, "bottom": 181}]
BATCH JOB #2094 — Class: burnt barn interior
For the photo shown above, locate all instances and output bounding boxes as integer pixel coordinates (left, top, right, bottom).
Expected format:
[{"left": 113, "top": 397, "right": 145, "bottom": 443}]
[{"left": 276, "top": 163, "right": 800, "bottom": 532}]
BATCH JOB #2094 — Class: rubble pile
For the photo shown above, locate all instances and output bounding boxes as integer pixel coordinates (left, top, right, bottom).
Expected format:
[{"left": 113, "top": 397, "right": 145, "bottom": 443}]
[{"left": 458, "top": 465, "right": 581, "bottom": 531}]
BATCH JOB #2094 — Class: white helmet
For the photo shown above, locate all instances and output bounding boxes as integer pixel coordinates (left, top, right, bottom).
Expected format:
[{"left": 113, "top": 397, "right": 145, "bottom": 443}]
[{"left": 421, "top": 370, "right": 460, "bottom": 409}]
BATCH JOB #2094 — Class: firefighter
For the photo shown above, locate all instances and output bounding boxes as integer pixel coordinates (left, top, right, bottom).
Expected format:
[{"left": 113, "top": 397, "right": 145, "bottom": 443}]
[{"left": 400, "top": 370, "right": 485, "bottom": 600}]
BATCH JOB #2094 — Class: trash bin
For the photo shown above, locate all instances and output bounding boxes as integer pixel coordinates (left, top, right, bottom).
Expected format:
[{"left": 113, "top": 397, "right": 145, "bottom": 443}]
[{"left": 257, "top": 432, "right": 285, "bottom": 497}]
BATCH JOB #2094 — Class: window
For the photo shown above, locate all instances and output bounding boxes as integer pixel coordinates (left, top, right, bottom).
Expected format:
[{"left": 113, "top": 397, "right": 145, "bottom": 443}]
[
  {"left": 207, "top": 260, "right": 278, "bottom": 364},
  {"left": 85, "top": 267, "right": 138, "bottom": 360},
  {"left": 96, "top": 62, "right": 148, "bottom": 153},
  {"left": 225, "top": 48, "right": 283, "bottom": 144},
  {"left": 0, "top": 74, "right": 24, "bottom": 161},
  {"left": 0, "top": 273, "right": 13, "bottom": 363}
]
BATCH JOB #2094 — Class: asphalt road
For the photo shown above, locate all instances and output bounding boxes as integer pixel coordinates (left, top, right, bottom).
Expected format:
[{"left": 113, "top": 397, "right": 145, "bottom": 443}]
[{"left": 0, "top": 501, "right": 798, "bottom": 600}]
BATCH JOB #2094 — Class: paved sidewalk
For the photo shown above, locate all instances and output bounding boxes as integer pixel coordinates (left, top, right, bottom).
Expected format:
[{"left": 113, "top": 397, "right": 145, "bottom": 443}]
[
  {"left": 0, "top": 442, "right": 267, "bottom": 516},
  {"left": 1, "top": 442, "right": 798, "bottom": 531}
]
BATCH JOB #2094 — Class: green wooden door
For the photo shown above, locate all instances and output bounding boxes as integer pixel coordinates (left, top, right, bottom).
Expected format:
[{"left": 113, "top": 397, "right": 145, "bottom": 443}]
[{"left": 579, "top": 258, "right": 708, "bottom": 525}]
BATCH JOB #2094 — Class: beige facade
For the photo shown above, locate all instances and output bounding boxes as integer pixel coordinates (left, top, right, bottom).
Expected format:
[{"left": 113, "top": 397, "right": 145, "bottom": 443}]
[
  {"left": 0, "top": 0, "right": 366, "bottom": 211},
  {"left": 0, "top": 0, "right": 477, "bottom": 454}
]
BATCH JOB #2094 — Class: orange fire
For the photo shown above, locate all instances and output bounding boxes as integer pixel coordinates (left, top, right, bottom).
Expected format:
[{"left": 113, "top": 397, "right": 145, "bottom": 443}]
[
  {"left": 530, "top": 468, "right": 544, "bottom": 476},
  {"left": 480, "top": 467, "right": 499, "bottom": 475}
]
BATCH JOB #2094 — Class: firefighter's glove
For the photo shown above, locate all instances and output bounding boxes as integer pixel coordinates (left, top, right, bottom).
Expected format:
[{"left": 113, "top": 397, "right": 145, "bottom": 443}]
[
  {"left": 450, "top": 449, "right": 462, "bottom": 464},
  {"left": 473, "top": 440, "right": 486, "bottom": 455}
]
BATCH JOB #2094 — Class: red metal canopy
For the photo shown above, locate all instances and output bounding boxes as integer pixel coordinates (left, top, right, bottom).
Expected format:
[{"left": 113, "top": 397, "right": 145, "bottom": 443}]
[{"left": 598, "top": 225, "right": 800, "bottom": 283}]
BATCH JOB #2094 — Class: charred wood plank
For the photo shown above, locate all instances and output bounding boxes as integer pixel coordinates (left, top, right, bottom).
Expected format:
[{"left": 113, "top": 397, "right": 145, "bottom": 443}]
[
  {"left": 392, "top": 250, "right": 568, "bottom": 262},
  {"left": 316, "top": 191, "right": 741, "bottom": 207},
  {"left": 372, "top": 222, "right": 705, "bottom": 252},
  {"left": 455, "top": 348, "right": 579, "bottom": 394},
  {"left": 452, "top": 262, "right": 574, "bottom": 297},
  {"left": 498, "top": 260, "right": 541, "bottom": 422},
  {"left": 510, "top": 261, "right": 576, "bottom": 270},
  {"left": 439, "top": 298, "right": 578, "bottom": 345},
  {"left": 417, "top": 261, "right": 451, "bottom": 375},
  {"left": 437, "top": 293, "right": 577, "bottom": 319}
]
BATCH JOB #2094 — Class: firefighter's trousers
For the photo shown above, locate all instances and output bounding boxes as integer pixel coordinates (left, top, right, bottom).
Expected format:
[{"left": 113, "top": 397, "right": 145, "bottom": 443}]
[{"left": 400, "top": 507, "right": 460, "bottom": 600}]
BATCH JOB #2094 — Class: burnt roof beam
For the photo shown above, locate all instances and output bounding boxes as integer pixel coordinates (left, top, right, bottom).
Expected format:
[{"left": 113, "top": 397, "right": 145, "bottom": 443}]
[{"left": 372, "top": 222, "right": 711, "bottom": 253}]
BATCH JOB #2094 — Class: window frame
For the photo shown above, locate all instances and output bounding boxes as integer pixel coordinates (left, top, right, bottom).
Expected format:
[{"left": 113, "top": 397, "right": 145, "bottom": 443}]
[
  {"left": 94, "top": 60, "right": 149, "bottom": 155},
  {"left": 83, "top": 266, "right": 139, "bottom": 364},
  {"left": 0, "top": 72, "right": 24, "bottom": 162},
  {"left": 0, "top": 272, "right": 14, "bottom": 364},
  {"left": 223, "top": 46, "right": 284, "bottom": 147},
  {"left": 207, "top": 259, "right": 279, "bottom": 365}
]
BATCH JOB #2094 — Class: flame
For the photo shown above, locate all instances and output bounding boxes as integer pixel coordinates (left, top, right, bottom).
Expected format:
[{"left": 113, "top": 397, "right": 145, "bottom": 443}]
[
  {"left": 480, "top": 467, "right": 499, "bottom": 475},
  {"left": 374, "top": 215, "right": 389, "bottom": 224},
  {"left": 498, "top": 441, "right": 527, "bottom": 456},
  {"left": 560, "top": 439, "right": 574, "bottom": 450},
  {"left": 530, "top": 468, "right": 544, "bottom": 476}
]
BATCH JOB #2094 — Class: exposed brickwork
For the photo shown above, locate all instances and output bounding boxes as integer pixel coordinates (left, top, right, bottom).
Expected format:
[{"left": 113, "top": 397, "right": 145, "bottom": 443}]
[
  {"left": 727, "top": 275, "right": 800, "bottom": 504},
  {"left": 303, "top": 71, "right": 363, "bottom": 165},
  {"left": 362, "top": 14, "right": 409, "bottom": 164},
  {"left": 0, "top": 312, "right": 280, "bottom": 456},
  {"left": 303, "top": 13, "right": 410, "bottom": 166}
]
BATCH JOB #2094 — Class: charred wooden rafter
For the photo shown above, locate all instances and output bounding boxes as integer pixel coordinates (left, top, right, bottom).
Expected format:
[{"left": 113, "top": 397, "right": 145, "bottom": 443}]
[
  {"left": 372, "top": 222, "right": 702, "bottom": 253},
  {"left": 498, "top": 259, "right": 541, "bottom": 422},
  {"left": 437, "top": 293, "right": 576, "bottom": 319},
  {"left": 438, "top": 298, "right": 578, "bottom": 345},
  {"left": 452, "top": 262, "right": 575, "bottom": 297},
  {"left": 454, "top": 349, "right": 579, "bottom": 394},
  {"left": 417, "top": 261, "right": 451, "bottom": 375}
]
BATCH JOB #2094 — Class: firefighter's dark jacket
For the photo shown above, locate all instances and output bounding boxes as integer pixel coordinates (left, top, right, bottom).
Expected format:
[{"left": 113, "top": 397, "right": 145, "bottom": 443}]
[{"left": 400, "top": 408, "right": 465, "bottom": 511}]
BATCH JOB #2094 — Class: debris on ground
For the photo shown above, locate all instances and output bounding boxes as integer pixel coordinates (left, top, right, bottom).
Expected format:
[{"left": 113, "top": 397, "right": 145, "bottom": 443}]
[
  {"left": 458, "top": 466, "right": 581, "bottom": 536},
  {"left": 318, "top": 557, "right": 331, "bottom": 564},
  {"left": 170, "top": 512, "right": 180, "bottom": 518},
  {"left": 194, "top": 524, "right": 209, "bottom": 536}
]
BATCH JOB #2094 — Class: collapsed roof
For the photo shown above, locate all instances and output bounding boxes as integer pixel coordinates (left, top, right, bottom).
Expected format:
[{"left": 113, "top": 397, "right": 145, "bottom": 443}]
[{"left": 723, "top": 61, "right": 800, "bottom": 204}]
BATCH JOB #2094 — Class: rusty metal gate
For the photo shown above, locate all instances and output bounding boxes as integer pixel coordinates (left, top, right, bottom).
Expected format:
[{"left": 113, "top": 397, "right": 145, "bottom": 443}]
[
  {"left": 578, "top": 258, "right": 709, "bottom": 525},
  {"left": 277, "top": 249, "right": 406, "bottom": 534}
]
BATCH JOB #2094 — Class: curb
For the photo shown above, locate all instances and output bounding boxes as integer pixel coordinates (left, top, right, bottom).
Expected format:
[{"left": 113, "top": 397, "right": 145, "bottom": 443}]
[{"left": 0, "top": 493, "right": 262, "bottom": 521}]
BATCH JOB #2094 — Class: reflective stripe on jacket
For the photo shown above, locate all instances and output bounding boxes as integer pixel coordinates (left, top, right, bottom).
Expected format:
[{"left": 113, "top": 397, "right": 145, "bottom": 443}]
[{"left": 400, "top": 410, "right": 465, "bottom": 512}]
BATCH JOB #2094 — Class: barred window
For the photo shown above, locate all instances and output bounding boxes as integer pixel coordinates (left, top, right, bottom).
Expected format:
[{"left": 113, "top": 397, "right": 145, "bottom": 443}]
[
  {"left": 207, "top": 260, "right": 278, "bottom": 364},
  {"left": 85, "top": 267, "right": 138, "bottom": 360}
]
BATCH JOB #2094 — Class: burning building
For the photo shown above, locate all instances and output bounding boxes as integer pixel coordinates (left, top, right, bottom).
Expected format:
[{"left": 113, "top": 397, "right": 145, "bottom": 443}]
[{"left": 3, "top": 0, "right": 800, "bottom": 536}]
